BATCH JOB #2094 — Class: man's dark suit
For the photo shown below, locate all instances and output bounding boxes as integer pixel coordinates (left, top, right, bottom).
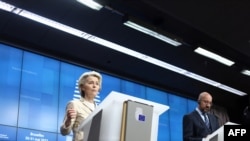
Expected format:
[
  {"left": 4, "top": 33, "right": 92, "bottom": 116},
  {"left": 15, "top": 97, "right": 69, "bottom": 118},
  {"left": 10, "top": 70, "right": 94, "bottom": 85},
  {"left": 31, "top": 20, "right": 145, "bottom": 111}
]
[{"left": 183, "top": 110, "right": 220, "bottom": 141}]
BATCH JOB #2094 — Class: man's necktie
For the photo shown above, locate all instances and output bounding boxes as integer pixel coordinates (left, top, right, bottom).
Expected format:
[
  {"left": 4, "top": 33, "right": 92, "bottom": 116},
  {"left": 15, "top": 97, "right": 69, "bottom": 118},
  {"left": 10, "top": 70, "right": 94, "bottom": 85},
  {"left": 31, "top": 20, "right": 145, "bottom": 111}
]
[{"left": 203, "top": 113, "right": 209, "bottom": 128}]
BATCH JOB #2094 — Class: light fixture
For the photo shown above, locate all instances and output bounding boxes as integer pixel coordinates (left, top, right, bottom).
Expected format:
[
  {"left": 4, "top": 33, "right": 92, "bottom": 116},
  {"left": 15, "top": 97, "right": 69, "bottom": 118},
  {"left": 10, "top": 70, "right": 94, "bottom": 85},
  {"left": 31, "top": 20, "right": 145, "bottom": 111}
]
[
  {"left": 0, "top": 1, "right": 246, "bottom": 96},
  {"left": 124, "top": 21, "right": 182, "bottom": 47},
  {"left": 241, "top": 69, "right": 250, "bottom": 76},
  {"left": 0, "top": 0, "right": 15, "bottom": 11},
  {"left": 194, "top": 47, "right": 235, "bottom": 66},
  {"left": 76, "top": 0, "right": 103, "bottom": 11}
]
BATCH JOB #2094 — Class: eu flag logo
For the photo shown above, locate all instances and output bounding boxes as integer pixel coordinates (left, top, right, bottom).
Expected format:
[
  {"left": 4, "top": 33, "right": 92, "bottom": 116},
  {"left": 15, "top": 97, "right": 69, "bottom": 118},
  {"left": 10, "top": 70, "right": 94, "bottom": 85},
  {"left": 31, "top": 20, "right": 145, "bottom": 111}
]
[{"left": 138, "top": 114, "right": 145, "bottom": 121}]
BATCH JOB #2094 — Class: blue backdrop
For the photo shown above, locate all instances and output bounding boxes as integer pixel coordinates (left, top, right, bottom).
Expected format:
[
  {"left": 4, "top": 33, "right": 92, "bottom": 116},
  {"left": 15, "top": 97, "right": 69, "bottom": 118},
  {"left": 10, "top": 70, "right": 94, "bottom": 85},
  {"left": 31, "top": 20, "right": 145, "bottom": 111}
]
[{"left": 0, "top": 43, "right": 197, "bottom": 141}]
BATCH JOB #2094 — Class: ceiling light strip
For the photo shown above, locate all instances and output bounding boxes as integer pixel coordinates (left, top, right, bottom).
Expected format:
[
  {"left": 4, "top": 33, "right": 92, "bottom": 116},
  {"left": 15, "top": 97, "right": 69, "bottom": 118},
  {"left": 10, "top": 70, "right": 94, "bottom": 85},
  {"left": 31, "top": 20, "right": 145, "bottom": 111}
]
[
  {"left": 0, "top": 1, "right": 246, "bottom": 96},
  {"left": 241, "top": 70, "right": 250, "bottom": 76},
  {"left": 76, "top": 0, "right": 103, "bottom": 11},
  {"left": 0, "top": 0, "right": 14, "bottom": 11},
  {"left": 194, "top": 47, "right": 235, "bottom": 66},
  {"left": 124, "top": 21, "right": 182, "bottom": 46}
]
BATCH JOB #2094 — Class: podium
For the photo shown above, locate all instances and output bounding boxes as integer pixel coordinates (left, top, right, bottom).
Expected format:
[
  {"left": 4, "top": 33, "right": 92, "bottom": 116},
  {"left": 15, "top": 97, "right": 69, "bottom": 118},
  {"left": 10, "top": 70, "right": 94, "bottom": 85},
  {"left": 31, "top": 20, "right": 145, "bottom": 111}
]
[
  {"left": 78, "top": 91, "right": 170, "bottom": 141},
  {"left": 203, "top": 122, "right": 238, "bottom": 141}
]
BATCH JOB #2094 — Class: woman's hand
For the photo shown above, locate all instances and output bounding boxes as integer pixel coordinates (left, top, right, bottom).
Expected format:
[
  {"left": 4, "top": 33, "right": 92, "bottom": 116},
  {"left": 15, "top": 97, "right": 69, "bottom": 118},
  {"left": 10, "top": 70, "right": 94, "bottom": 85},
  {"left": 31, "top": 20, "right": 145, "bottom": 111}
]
[{"left": 65, "top": 108, "right": 76, "bottom": 127}]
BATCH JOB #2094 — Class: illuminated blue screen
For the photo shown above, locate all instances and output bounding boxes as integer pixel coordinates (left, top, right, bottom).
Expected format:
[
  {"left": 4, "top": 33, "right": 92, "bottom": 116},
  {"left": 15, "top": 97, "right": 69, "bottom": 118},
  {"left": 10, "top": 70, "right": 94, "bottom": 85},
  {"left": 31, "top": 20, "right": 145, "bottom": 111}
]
[
  {"left": 0, "top": 43, "right": 196, "bottom": 141},
  {"left": 168, "top": 94, "right": 188, "bottom": 141},
  {"left": 0, "top": 44, "right": 21, "bottom": 126},
  {"left": 17, "top": 128, "right": 57, "bottom": 141},
  {"left": 18, "top": 52, "right": 60, "bottom": 132},
  {"left": 0, "top": 125, "right": 17, "bottom": 141}
]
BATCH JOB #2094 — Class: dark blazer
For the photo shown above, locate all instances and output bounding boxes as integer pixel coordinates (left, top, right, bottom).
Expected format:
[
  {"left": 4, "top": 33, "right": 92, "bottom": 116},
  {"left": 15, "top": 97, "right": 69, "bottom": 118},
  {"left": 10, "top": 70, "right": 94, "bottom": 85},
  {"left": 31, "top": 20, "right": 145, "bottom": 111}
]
[{"left": 183, "top": 110, "right": 220, "bottom": 141}]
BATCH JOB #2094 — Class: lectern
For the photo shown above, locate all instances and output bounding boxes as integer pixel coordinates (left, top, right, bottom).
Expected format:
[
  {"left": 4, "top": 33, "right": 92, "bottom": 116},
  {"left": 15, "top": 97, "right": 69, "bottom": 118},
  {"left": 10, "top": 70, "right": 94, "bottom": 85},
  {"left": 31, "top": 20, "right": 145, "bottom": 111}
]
[
  {"left": 203, "top": 122, "right": 238, "bottom": 141},
  {"left": 78, "top": 91, "right": 170, "bottom": 141}
]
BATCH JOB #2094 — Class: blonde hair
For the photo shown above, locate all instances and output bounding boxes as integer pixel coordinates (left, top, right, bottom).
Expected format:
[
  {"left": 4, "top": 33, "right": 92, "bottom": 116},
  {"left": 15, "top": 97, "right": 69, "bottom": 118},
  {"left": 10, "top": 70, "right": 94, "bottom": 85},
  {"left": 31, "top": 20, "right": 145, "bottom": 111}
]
[{"left": 78, "top": 71, "right": 102, "bottom": 96}]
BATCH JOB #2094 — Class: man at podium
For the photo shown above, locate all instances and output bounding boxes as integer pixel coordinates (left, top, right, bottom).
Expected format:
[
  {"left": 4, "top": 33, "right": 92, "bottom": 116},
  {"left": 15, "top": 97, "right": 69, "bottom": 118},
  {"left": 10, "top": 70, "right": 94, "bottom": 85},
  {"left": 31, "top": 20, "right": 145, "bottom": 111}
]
[{"left": 182, "top": 92, "right": 220, "bottom": 141}]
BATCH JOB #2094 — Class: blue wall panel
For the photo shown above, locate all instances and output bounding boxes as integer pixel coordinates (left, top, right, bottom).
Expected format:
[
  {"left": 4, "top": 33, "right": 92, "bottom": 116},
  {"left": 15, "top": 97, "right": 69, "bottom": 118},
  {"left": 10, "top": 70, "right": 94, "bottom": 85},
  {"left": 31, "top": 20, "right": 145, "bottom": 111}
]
[
  {"left": 18, "top": 52, "right": 60, "bottom": 132},
  {"left": 0, "top": 44, "right": 22, "bottom": 126},
  {"left": 0, "top": 43, "right": 197, "bottom": 141}
]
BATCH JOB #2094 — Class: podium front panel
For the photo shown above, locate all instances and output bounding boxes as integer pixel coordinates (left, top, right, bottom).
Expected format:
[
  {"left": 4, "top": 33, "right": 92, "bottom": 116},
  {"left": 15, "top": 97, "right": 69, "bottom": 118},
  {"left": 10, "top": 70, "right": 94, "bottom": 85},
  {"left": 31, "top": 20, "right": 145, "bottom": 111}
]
[{"left": 120, "top": 100, "right": 153, "bottom": 141}]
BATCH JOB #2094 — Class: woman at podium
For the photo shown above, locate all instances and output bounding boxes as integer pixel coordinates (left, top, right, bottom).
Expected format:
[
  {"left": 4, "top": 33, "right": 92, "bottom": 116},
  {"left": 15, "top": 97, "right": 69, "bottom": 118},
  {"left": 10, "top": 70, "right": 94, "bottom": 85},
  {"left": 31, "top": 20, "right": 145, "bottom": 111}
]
[{"left": 60, "top": 71, "right": 102, "bottom": 141}]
